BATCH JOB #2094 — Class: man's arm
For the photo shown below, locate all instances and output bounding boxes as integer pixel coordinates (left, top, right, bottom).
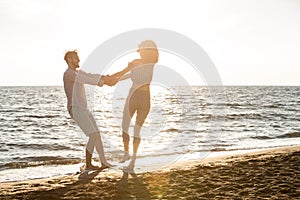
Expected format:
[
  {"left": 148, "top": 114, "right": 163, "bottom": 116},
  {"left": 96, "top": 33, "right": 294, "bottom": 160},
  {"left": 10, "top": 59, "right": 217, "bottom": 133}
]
[
  {"left": 77, "top": 70, "right": 103, "bottom": 86},
  {"left": 64, "top": 69, "right": 104, "bottom": 86}
]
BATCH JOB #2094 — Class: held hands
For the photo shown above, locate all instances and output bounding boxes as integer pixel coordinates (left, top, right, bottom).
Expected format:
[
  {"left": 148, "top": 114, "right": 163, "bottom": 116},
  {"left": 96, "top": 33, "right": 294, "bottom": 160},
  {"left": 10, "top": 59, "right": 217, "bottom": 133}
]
[
  {"left": 98, "top": 61, "right": 134, "bottom": 87},
  {"left": 99, "top": 74, "right": 119, "bottom": 87}
]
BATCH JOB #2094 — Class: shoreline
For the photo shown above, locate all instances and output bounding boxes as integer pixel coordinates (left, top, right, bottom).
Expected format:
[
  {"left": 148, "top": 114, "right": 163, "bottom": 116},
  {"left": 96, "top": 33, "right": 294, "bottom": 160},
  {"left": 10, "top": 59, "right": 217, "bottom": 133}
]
[
  {"left": 0, "top": 145, "right": 299, "bottom": 199},
  {"left": 0, "top": 147, "right": 275, "bottom": 183}
]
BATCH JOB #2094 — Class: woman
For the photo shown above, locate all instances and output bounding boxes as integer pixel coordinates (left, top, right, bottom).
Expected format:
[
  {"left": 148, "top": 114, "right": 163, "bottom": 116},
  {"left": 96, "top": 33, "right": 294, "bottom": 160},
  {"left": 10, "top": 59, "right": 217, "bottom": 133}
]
[{"left": 111, "top": 40, "right": 159, "bottom": 171}]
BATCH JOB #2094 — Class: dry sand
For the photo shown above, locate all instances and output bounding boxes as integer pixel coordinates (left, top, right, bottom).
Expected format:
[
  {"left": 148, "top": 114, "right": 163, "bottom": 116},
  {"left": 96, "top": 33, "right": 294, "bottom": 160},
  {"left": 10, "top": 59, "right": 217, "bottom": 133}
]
[{"left": 0, "top": 146, "right": 299, "bottom": 199}]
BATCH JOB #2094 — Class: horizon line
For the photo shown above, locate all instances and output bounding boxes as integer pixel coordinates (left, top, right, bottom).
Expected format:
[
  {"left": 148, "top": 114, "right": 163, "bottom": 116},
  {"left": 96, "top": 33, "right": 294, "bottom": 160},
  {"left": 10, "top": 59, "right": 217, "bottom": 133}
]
[{"left": 0, "top": 84, "right": 299, "bottom": 87}]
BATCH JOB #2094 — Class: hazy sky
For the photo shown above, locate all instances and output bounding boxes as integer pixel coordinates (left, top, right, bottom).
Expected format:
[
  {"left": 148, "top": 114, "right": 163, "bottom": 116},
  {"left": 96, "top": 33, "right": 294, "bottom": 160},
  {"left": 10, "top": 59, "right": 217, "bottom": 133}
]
[{"left": 1, "top": 0, "right": 299, "bottom": 86}]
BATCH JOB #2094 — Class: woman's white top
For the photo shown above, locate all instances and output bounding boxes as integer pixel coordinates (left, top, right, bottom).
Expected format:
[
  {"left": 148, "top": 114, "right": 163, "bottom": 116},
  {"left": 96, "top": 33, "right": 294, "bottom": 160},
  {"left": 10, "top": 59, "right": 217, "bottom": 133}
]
[{"left": 120, "top": 60, "right": 154, "bottom": 90}]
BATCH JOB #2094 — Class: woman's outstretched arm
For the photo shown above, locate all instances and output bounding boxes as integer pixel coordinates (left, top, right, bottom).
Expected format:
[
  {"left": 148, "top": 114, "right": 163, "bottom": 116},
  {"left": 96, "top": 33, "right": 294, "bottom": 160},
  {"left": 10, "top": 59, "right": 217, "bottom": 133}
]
[{"left": 110, "top": 61, "right": 134, "bottom": 78}]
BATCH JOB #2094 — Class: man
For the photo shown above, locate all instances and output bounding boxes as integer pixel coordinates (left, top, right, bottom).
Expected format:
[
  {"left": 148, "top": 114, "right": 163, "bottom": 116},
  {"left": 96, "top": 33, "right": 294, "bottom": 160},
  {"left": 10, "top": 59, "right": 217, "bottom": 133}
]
[{"left": 63, "top": 50, "right": 117, "bottom": 170}]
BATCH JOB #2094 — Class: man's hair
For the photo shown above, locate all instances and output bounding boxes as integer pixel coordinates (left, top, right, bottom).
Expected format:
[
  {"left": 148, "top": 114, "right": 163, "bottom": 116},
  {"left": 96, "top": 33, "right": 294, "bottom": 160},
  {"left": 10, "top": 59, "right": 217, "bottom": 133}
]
[{"left": 64, "top": 50, "right": 78, "bottom": 63}]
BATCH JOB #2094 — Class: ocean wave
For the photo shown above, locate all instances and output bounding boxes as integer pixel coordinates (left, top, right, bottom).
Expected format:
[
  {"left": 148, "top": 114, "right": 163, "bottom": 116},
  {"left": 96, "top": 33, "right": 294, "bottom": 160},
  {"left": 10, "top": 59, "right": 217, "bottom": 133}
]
[
  {"left": 0, "top": 109, "right": 24, "bottom": 113},
  {"left": 5, "top": 143, "right": 79, "bottom": 151},
  {"left": 263, "top": 104, "right": 280, "bottom": 108},
  {"left": 215, "top": 103, "right": 244, "bottom": 107},
  {"left": 19, "top": 156, "right": 67, "bottom": 162},
  {"left": 210, "top": 147, "right": 228, "bottom": 152},
  {"left": 25, "top": 115, "right": 61, "bottom": 119},
  {"left": 277, "top": 132, "right": 300, "bottom": 139},
  {"left": 251, "top": 136, "right": 273, "bottom": 140},
  {"left": 0, "top": 157, "right": 82, "bottom": 170},
  {"left": 195, "top": 113, "right": 265, "bottom": 121},
  {"left": 251, "top": 132, "right": 300, "bottom": 140},
  {"left": 162, "top": 128, "right": 181, "bottom": 133},
  {"left": 226, "top": 113, "right": 264, "bottom": 120}
]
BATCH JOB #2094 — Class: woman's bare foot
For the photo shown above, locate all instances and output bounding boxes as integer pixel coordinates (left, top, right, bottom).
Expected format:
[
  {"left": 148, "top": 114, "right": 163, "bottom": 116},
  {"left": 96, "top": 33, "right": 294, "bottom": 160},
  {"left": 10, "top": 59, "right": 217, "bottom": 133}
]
[
  {"left": 122, "top": 160, "right": 135, "bottom": 173},
  {"left": 119, "top": 153, "right": 130, "bottom": 163}
]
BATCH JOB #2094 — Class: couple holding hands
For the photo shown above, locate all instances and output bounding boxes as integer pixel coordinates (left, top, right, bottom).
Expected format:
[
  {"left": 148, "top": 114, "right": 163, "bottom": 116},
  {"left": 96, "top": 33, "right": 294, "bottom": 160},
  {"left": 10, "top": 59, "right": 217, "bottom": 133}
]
[{"left": 63, "top": 40, "right": 159, "bottom": 172}]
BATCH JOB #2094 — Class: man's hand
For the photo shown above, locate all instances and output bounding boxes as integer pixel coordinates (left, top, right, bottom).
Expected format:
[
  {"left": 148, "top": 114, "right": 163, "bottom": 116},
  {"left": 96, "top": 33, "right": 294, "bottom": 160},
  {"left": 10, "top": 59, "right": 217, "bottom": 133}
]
[
  {"left": 102, "top": 75, "right": 119, "bottom": 86},
  {"left": 97, "top": 75, "right": 105, "bottom": 87}
]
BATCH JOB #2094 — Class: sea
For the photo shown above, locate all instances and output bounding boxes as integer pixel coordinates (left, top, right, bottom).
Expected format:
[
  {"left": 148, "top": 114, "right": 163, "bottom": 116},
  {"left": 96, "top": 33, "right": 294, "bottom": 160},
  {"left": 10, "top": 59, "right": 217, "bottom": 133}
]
[{"left": 0, "top": 86, "right": 299, "bottom": 182}]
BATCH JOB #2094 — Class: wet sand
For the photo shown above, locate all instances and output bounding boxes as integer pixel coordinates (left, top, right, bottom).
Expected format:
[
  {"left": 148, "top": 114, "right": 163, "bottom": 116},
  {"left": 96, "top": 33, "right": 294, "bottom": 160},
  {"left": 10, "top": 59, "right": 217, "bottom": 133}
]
[{"left": 0, "top": 146, "right": 299, "bottom": 199}]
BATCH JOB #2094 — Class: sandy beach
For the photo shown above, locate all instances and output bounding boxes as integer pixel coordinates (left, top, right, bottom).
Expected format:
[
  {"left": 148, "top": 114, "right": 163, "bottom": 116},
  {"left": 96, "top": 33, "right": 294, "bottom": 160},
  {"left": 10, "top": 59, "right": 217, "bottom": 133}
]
[{"left": 0, "top": 146, "right": 299, "bottom": 199}]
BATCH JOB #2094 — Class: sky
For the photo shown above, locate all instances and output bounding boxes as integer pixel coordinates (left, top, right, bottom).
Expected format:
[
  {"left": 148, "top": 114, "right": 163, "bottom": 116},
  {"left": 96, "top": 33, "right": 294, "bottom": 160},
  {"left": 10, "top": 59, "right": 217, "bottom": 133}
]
[{"left": 0, "top": 0, "right": 300, "bottom": 86}]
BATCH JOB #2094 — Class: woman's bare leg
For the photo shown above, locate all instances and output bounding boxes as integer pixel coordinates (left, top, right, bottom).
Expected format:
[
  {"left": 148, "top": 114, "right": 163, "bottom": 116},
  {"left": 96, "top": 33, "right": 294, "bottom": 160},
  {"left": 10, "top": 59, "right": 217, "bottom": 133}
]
[
  {"left": 126, "top": 103, "right": 150, "bottom": 170},
  {"left": 120, "top": 100, "right": 135, "bottom": 163}
]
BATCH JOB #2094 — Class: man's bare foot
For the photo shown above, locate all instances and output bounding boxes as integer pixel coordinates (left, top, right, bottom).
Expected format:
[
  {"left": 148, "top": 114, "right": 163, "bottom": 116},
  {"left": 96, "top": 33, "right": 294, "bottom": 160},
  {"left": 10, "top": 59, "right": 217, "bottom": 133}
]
[
  {"left": 80, "top": 164, "right": 101, "bottom": 171},
  {"left": 86, "top": 164, "right": 101, "bottom": 170},
  {"left": 101, "top": 162, "right": 115, "bottom": 169}
]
